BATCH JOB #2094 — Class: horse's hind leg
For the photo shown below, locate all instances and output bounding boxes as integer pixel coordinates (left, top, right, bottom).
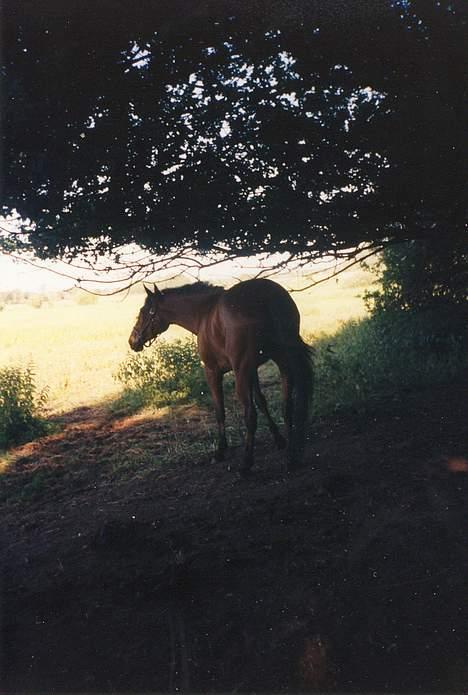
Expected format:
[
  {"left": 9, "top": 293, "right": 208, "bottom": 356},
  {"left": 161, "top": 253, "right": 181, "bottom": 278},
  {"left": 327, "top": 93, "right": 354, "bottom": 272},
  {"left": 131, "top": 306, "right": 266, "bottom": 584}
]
[
  {"left": 233, "top": 365, "right": 257, "bottom": 474},
  {"left": 254, "top": 377, "right": 286, "bottom": 450},
  {"left": 280, "top": 369, "right": 294, "bottom": 445},
  {"left": 280, "top": 368, "right": 303, "bottom": 470},
  {"left": 281, "top": 366, "right": 308, "bottom": 471}
]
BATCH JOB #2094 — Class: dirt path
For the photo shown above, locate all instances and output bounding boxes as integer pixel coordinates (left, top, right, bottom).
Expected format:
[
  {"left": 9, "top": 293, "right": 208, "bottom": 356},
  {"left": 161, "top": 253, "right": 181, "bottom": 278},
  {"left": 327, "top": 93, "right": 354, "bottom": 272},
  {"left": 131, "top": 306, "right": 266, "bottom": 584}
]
[{"left": 1, "top": 378, "right": 467, "bottom": 692}]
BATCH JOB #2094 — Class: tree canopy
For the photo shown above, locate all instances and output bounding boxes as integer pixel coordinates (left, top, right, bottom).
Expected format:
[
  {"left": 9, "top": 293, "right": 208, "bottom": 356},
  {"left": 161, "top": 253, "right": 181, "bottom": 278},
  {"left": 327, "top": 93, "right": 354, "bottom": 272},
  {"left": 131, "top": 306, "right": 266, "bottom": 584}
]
[{"left": 2, "top": 1, "right": 466, "bottom": 265}]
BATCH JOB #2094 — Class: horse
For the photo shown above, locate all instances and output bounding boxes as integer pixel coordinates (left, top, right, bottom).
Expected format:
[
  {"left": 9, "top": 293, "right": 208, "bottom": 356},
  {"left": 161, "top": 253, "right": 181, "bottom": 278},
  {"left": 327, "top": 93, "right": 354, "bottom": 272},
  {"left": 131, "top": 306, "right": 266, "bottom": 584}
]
[{"left": 128, "top": 279, "right": 313, "bottom": 474}]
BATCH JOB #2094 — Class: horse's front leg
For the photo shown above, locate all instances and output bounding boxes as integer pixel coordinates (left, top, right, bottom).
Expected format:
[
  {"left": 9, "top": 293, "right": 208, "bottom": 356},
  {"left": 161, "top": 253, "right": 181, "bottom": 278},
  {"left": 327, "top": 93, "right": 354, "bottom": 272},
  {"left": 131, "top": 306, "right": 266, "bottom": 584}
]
[{"left": 204, "top": 366, "right": 227, "bottom": 461}]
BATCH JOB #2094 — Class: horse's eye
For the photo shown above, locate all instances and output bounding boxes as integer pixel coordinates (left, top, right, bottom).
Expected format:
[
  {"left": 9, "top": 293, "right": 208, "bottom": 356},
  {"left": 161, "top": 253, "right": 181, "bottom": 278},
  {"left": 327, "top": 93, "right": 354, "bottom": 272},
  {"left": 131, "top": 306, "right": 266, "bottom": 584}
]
[{"left": 149, "top": 309, "right": 155, "bottom": 317}]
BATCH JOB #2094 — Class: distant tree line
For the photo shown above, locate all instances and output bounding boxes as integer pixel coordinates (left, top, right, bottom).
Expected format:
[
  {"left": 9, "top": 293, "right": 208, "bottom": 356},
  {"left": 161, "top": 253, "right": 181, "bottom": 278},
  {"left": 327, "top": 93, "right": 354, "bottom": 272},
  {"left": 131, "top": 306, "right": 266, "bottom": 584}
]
[
  {"left": 0, "top": 290, "right": 97, "bottom": 306},
  {"left": 0, "top": 290, "right": 61, "bottom": 305}
]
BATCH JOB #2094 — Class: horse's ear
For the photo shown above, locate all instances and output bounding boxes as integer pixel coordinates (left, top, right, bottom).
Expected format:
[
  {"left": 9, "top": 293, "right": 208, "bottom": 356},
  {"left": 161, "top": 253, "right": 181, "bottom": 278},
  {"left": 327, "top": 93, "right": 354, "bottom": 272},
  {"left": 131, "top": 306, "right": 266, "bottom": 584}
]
[
  {"left": 144, "top": 284, "right": 153, "bottom": 297},
  {"left": 153, "top": 284, "right": 163, "bottom": 298}
]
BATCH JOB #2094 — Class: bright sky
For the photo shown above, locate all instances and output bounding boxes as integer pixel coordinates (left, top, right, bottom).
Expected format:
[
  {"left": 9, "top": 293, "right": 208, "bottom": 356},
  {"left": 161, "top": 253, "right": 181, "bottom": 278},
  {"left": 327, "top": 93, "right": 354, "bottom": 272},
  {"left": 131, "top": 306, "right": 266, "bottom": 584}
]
[
  {"left": 1, "top": 217, "right": 308, "bottom": 292},
  {"left": 0, "top": 254, "right": 72, "bottom": 292},
  {"left": 0, "top": 250, "right": 350, "bottom": 294},
  {"left": 0, "top": 251, "right": 300, "bottom": 293},
  {"left": 0, "top": 215, "right": 370, "bottom": 293}
]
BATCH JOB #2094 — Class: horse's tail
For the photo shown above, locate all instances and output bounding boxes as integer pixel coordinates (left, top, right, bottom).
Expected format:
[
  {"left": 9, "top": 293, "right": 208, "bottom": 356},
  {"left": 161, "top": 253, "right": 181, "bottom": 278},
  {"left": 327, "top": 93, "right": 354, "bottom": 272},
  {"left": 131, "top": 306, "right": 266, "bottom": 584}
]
[{"left": 286, "top": 336, "right": 314, "bottom": 466}]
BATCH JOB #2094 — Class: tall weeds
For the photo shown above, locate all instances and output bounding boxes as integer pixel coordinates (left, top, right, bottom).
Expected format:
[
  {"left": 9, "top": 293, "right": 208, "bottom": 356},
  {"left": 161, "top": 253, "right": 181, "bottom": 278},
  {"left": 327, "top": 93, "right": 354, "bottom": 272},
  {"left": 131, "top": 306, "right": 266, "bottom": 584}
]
[
  {"left": 312, "top": 309, "right": 467, "bottom": 414},
  {"left": 0, "top": 364, "right": 49, "bottom": 449},
  {"left": 115, "top": 338, "right": 207, "bottom": 408}
]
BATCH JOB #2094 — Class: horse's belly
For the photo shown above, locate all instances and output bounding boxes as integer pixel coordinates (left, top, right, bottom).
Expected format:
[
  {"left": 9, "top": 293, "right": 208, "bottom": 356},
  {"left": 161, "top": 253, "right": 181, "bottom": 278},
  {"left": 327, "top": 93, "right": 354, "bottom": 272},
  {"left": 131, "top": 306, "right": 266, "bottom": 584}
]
[{"left": 209, "top": 352, "right": 268, "bottom": 373}]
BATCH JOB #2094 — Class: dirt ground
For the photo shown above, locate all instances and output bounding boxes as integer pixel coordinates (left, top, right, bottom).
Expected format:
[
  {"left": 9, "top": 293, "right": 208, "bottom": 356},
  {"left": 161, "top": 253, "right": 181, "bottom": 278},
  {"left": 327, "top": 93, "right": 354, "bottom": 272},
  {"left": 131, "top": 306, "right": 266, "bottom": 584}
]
[{"left": 1, "top": 376, "right": 467, "bottom": 692}]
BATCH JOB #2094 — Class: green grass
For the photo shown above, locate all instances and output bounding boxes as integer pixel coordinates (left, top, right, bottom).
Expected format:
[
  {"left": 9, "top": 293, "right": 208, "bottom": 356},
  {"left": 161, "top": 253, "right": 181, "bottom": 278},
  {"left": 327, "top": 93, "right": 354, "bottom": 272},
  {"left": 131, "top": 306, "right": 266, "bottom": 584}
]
[
  {"left": 0, "top": 297, "right": 189, "bottom": 413},
  {"left": 311, "top": 310, "right": 467, "bottom": 415}
]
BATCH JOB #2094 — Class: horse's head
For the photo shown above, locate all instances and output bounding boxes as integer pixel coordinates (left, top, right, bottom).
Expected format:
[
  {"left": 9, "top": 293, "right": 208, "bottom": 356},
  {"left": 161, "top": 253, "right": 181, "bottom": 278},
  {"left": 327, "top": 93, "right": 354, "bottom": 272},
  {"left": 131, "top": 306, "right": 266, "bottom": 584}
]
[{"left": 128, "top": 284, "right": 170, "bottom": 352}]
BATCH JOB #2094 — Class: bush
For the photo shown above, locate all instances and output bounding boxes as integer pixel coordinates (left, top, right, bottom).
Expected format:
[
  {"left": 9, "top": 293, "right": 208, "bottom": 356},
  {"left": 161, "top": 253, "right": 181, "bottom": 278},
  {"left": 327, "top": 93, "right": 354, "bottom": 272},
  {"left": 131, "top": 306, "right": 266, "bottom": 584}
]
[
  {"left": 312, "top": 309, "right": 467, "bottom": 415},
  {"left": 115, "top": 338, "right": 207, "bottom": 407},
  {"left": 307, "top": 238, "right": 468, "bottom": 415},
  {"left": 0, "top": 364, "right": 49, "bottom": 449},
  {"left": 364, "top": 239, "right": 468, "bottom": 320}
]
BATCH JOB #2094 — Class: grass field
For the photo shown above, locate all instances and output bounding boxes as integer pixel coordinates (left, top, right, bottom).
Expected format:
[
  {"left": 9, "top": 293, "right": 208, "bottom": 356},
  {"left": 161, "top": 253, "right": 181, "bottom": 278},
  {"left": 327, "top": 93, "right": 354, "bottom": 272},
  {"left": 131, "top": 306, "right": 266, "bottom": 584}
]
[{"left": 0, "top": 268, "right": 372, "bottom": 414}]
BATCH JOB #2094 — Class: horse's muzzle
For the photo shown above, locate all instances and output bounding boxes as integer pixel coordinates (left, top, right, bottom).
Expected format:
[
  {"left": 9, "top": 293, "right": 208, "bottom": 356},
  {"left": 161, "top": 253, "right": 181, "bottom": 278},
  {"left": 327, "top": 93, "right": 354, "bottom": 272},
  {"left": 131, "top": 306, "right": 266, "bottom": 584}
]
[{"left": 128, "top": 333, "right": 144, "bottom": 352}]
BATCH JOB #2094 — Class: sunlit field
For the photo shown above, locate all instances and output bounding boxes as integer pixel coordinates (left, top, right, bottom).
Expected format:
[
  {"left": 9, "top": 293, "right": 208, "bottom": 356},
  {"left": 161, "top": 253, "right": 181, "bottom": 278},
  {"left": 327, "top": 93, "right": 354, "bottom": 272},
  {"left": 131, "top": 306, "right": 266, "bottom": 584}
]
[{"left": 0, "top": 268, "right": 372, "bottom": 414}]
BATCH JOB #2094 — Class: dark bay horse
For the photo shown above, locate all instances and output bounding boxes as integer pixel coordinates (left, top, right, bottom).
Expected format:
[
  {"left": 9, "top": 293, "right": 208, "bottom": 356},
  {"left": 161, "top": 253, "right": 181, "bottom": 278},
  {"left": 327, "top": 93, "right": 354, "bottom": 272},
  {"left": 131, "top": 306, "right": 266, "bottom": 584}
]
[{"left": 129, "top": 279, "right": 313, "bottom": 473}]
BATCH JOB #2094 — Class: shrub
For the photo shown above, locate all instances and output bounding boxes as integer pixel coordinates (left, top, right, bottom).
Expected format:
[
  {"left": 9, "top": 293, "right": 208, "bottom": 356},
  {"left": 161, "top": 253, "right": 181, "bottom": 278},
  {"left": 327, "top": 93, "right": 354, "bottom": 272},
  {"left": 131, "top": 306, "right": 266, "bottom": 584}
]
[
  {"left": 0, "top": 364, "right": 49, "bottom": 449},
  {"left": 115, "top": 338, "right": 207, "bottom": 407},
  {"left": 364, "top": 240, "right": 468, "bottom": 321},
  {"left": 308, "top": 239, "right": 467, "bottom": 415},
  {"left": 311, "top": 309, "right": 467, "bottom": 415}
]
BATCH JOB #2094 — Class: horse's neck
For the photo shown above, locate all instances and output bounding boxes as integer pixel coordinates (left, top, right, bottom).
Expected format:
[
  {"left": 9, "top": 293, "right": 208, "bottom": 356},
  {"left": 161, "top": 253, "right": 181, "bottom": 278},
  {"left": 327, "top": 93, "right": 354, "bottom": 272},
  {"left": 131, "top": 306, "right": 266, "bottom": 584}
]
[{"left": 163, "top": 292, "right": 215, "bottom": 335}]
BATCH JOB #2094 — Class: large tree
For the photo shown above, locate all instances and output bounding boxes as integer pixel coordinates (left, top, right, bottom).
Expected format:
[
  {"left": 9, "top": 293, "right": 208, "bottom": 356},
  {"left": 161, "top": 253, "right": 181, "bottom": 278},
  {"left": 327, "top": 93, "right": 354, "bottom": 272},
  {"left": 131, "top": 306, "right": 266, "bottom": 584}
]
[{"left": 2, "top": 1, "right": 466, "bottom": 268}]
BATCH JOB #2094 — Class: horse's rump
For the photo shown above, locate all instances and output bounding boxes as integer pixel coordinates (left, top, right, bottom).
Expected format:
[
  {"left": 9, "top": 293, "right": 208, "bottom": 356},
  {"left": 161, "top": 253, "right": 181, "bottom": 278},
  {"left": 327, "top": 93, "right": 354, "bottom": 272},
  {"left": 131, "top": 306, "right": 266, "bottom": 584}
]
[{"left": 220, "top": 278, "right": 301, "bottom": 347}]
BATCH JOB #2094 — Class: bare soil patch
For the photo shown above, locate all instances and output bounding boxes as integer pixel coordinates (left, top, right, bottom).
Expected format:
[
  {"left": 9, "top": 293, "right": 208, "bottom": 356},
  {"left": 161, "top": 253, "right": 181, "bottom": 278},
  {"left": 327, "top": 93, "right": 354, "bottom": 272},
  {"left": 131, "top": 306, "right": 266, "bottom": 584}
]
[{"left": 1, "top": 378, "right": 467, "bottom": 692}]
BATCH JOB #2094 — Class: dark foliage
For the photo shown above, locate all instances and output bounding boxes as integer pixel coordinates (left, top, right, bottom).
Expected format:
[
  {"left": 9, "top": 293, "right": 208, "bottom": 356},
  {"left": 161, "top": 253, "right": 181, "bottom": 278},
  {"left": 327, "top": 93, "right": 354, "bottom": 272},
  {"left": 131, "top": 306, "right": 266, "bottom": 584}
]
[
  {"left": 2, "top": 1, "right": 466, "bottom": 261},
  {"left": 365, "top": 239, "right": 468, "bottom": 319}
]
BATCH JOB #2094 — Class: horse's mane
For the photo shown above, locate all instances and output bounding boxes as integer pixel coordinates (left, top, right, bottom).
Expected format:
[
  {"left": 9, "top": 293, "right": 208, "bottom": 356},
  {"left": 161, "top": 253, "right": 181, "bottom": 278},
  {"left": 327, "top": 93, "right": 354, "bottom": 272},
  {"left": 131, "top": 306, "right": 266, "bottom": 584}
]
[{"left": 163, "top": 281, "right": 224, "bottom": 298}]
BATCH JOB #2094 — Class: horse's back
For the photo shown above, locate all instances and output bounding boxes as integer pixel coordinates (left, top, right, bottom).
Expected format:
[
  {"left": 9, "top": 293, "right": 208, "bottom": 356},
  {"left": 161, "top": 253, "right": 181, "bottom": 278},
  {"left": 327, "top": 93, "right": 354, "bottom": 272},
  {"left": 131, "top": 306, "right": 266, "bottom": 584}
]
[{"left": 220, "top": 279, "right": 301, "bottom": 343}]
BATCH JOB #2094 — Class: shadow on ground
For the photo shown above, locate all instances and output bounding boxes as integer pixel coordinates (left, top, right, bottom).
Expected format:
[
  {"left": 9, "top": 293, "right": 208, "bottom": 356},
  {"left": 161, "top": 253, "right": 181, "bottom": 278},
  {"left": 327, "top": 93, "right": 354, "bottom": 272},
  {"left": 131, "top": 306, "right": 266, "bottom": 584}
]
[{"left": 1, "top": 378, "right": 467, "bottom": 691}]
